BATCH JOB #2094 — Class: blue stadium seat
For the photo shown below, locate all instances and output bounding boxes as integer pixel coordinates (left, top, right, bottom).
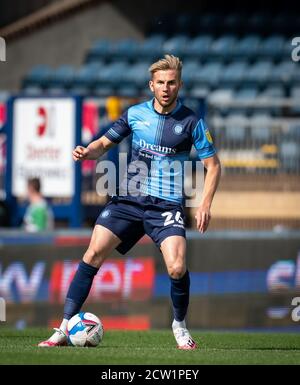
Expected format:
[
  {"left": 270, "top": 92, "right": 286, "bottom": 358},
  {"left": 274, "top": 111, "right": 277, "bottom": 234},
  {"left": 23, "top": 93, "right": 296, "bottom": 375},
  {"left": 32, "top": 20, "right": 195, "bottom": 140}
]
[
  {"left": 235, "top": 87, "right": 259, "bottom": 99},
  {"left": 291, "top": 87, "right": 300, "bottom": 114},
  {"left": 197, "top": 13, "right": 223, "bottom": 34},
  {"left": 116, "top": 85, "right": 139, "bottom": 97},
  {"left": 233, "top": 35, "right": 261, "bottom": 59},
  {"left": 194, "top": 62, "right": 224, "bottom": 87},
  {"left": 22, "top": 86, "right": 43, "bottom": 95},
  {"left": 224, "top": 114, "right": 248, "bottom": 142},
  {"left": 280, "top": 141, "right": 300, "bottom": 172},
  {"left": 258, "top": 35, "right": 285, "bottom": 59},
  {"left": 285, "top": 121, "right": 300, "bottom": 140},
  {"left": 93, "top": 86, "right": 115, "bottom": 97},
  {"left": 223, "top": 13, "right": 246, "bottom": 34},
  {"left": 210, "top": 35, "right": 238, "bottom": 60},
  {"left": 189, "top": 86, "right": 210, "bottom": 98},
  {"left": 243, "top": 61, "right": 273, "bottom": 86},
  {"left": 182, "top": 60, "right": 201, "bottom": 89},
  {"left": 162, "top": 35, "right": 189, "bottom": 57},
  {"left": 246, "top": 13, "right": 272, "bottom": 35},
  {"left": 258, "top": 86, "right": 285, "bottom": 115},
  {"left": 73, "top": 63, "right": 103, "bottom": 87},
  {"left": 122, "top": 62, "right": 150, "bottom": 88},
  {"left": 68, "top": 86, "right": 90, "bottom": 96},
  {"left": 86, "top": 39, "right": 111, "bottom": 62},
  {"left": 220, "top": 61, "right": 249, "bottom": 87},
  {"left": 95, "top": 61, "right": 128, "bottom": 87},
  {"left": 184, "top": 35, "right": 213, "bottom": 59},
  {"left": 260, "top": 86, "right": 285, "bottom": 98},
  {"left": 111, "top": 38, "right": 139, "bottom": 61},
  {"left": 45, "top": 87, "right": 66, "bottom": 95},
  {"left": 291, "top": 62, "right": 300, "bottom": 84},
  {"left": 269, "top": 61, "right": 295, "bottom": 85},
  {"left": 138, "top": 35, "right": 165, "bottom": 60},
  {"left": 23, "top": 65, "right": 53, "bottom": 87},
  {"left": 250, "top": 114, "right": 272, "bottom": 142},
  {"left": 49, "top": 65, "right": 75, "bottom": 87}
]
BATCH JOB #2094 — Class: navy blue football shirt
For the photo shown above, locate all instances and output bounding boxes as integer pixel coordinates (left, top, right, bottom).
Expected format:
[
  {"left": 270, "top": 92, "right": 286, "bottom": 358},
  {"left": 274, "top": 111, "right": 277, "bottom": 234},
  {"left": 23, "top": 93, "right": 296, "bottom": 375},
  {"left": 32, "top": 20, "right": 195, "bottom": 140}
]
[{"left": 104, "top": 98, "right": 216, "bottom": 203}]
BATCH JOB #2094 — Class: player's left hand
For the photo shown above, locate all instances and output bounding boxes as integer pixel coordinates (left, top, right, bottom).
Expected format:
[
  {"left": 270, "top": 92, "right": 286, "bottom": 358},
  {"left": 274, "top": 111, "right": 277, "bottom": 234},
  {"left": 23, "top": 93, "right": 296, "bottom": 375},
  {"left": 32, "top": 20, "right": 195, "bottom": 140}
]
[{"left": 195, "top": 205, "right": 211, "bottom": 233}]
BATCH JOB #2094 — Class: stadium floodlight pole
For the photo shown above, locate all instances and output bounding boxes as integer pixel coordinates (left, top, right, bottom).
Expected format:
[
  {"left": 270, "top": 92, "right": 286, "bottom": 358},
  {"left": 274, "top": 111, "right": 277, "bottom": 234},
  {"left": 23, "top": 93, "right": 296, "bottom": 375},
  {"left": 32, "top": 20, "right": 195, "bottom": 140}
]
[{"left": 0, "top": 37, "right": 6, "bottom": 62}]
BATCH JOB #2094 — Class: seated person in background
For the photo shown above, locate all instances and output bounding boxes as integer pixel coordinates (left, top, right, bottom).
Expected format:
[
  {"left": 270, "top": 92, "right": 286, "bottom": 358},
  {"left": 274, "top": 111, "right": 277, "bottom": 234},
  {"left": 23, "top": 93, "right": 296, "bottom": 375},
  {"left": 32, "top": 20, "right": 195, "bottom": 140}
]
[{"left": 23, "top": 178, "right": 54, "bottom": 232}]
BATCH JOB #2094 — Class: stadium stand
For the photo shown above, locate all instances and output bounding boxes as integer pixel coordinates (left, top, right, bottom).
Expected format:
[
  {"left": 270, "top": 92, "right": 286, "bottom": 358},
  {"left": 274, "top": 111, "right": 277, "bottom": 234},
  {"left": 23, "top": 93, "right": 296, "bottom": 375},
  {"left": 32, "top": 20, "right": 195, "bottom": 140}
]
[{"left": 1, "top": 4, "right": 300, "bottom": 230}]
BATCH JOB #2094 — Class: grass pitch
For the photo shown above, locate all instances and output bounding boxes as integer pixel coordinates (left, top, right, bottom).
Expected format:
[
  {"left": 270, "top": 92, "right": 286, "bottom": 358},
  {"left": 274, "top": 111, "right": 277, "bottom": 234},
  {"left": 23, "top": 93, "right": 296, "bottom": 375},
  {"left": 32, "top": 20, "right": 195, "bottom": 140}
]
[{"left": 1, "top": 328, "right": 300, "bottom": 365}]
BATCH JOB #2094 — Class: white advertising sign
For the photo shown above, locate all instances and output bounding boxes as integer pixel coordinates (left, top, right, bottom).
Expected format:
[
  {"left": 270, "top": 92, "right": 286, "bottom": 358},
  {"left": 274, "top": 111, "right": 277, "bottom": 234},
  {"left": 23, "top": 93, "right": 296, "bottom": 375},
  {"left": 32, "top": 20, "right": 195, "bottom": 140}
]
[{"left": 12, "top": 98, "right": 76, "bottom": 197}]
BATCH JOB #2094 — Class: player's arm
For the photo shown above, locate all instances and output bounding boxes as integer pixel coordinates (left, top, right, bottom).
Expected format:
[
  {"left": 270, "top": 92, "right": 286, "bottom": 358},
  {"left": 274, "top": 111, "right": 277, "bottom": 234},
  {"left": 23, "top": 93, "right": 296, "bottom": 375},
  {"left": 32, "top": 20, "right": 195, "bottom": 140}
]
[
  {"left": 73, "top": 109, "right": 132, "bottom": 161},
  {"left": 195, "top": 154, "right": 221, "bottom": 233},
  {"left": 72, "top": 136, "right": 116, "bottom": 161}
]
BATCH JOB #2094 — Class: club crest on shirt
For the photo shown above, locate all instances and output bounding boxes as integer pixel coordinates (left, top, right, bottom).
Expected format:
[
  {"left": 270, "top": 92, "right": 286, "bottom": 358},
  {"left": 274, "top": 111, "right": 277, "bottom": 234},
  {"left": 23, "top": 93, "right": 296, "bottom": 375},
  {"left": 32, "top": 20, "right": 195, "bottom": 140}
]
[
  {"left": 173, "top": 124, "right": 183, "bottom": 135},
  {"left": 205, "top": 129, "right": 213, "bottom": 143},
  {"left": 100, "top": 209, "right": 111, "bottom": 218}
]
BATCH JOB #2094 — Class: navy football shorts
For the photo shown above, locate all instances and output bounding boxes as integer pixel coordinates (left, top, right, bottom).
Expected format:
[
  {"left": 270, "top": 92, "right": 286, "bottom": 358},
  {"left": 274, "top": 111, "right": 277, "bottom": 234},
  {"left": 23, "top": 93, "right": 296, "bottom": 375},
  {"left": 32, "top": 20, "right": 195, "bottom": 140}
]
[{"left": 95, "top": 195, "right": 186, "bottom": 255}]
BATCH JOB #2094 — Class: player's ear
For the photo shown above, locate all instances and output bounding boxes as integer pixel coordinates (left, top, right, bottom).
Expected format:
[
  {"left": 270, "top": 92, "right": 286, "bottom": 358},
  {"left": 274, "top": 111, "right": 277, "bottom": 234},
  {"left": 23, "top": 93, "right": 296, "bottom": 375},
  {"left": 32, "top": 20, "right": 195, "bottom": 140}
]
[{"left": 149, "top": 80, "right": 154, "bottom": 92}]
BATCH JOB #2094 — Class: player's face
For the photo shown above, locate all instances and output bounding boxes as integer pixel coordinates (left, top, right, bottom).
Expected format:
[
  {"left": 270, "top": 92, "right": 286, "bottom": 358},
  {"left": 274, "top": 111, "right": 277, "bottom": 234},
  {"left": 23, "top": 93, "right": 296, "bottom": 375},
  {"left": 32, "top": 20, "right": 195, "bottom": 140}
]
[{"left": 149, "top": 69, "right": 182, "bottom": 111}]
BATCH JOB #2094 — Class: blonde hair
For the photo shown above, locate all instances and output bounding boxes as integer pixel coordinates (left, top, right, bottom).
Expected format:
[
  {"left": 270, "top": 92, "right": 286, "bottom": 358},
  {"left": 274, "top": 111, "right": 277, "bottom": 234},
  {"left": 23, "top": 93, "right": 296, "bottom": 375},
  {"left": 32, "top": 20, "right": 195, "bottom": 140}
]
[{"left": 149, "top": 54, "right": 183, "bottom": 79}]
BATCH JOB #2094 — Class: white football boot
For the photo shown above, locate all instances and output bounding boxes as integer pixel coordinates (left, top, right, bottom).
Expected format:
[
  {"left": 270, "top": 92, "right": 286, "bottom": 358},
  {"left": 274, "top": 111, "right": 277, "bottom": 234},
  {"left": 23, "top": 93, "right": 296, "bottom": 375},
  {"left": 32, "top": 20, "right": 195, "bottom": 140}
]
[
  {"left": 38, "top": 328, "right": 68, "bottom": 347},
  {"left": 172, "top": 320, "right": 197, "bottom": 350}
]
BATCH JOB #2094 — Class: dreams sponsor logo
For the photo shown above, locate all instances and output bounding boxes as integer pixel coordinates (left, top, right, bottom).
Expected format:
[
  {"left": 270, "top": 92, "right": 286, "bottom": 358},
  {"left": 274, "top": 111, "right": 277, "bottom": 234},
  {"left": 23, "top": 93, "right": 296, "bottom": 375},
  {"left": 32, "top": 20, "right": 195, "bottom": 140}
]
[{"left": 139, "top": 139, "right": 176, "bottom": 154}]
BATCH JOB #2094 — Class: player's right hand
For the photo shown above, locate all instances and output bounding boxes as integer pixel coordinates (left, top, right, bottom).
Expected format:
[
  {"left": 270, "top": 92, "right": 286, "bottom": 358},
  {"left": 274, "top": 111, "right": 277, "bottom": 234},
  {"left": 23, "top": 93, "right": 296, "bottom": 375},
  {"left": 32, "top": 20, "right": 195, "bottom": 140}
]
[{"left": 72, "top": 145, "right": 90, "bottom": 161}]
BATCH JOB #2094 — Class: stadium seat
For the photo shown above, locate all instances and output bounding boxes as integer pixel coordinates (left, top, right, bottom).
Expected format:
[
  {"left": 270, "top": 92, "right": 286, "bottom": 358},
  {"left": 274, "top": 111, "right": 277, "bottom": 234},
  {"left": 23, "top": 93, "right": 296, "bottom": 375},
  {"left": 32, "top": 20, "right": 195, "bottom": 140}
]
[
  {"left": 93, "top": 86, "right": 116, "bottom": 97},
  {"left": 49, "top": 65, "right": 75, "bottom": 88},
  {"left": 194, "top": 62, "right": 224, "bottom": 87},
  {"left": 86, "top": 39, "right": 111, "bottom": 62},
  {"left": 162, "top": 35, "right": 189, "bottom": 57},
  {"left": 220, "top": 61, "right": 249, "bottom": 87},
  {"left": 73, "top": 63, "right": 103, "bottom": 87},
  {"left": 94, "top": 61, "right": 129, "bottom": 87},
  {"left": 68, "top": 86, "right": 90, "bottom": 96},
  {"left": 22, "top": 86, "right": 43, "bottom": 95},
  {"left": 137, "top": 35, "right": 165, "bottom": 60},
  {"left": 250, "top": 114, "right": 273, "bottom": 142},
  {"left": 243, "top": 61, "right": 273, "bottom": 86},
  {"left": 290, "top": 87, "right": 300, "bottom": 114},
  {"left": 45, "top": 87, "right": 66, "bottom": 95},
  {"left": 23, "top": 65, "right": 53, "bottom": 87},
  {"left": 233, "top": 35, "right": 261, "bottom": 59},
  {"left": 210, "top": 35, "right": 238, "bottom": 60},
  {"left": 116, "top": 85, "right": 139, "bottom": 98},
  {"left": 284, "top": 121, "right": 300, "bottom": 140},
  {"left": 197, "top": 13, "right": 223, "bottom": 34},
  {"left": 189, "top": 86, "right": 210, "bottom": 98},
  {"left": 280, "top": 141, "right": 300, "bottom": 172},
  {"left": 122, "top": 62, "right": 150, "bottom": 88},
  {"left": 224, "top": 114, "right": 248, "bottom": 143},
  {"left": 269, "top": 61, "right": 296, "bottom": 86},
  {"left": 182, "top": 60, "right": 201, "bottom": 89},
  {"left": 223, "top": 13, "right": 246, "bottom": 34},
  {"left": 246, "top": 13, "right": 272, "bottom": 35},
  {"left": 184, "top": 35, "right": 213, "bottom": 60},
  {"left": 258, "top": 35, "right": 285, "bottom": 60},
  {"left": 111, "top": 38, "right": 140, "bottom": 61}
]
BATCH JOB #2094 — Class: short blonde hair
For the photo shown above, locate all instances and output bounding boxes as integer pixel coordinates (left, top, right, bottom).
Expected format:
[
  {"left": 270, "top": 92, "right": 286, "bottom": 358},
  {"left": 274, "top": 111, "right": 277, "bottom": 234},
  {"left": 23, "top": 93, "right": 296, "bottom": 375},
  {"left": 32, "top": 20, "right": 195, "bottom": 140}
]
[{"left": 149, "top": 54, "right": 183, "bottom": 79}]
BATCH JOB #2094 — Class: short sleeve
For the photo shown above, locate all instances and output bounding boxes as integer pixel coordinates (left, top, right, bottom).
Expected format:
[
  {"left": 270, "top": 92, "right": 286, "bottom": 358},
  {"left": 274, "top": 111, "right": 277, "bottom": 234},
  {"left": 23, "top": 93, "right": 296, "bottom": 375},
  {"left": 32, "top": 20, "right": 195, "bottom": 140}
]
[
  {"left": 192, "top": 118, "right": 216, "bottom": 159},
  {"left": 104, "top": 110, "right": 131, "bottom": 143}
]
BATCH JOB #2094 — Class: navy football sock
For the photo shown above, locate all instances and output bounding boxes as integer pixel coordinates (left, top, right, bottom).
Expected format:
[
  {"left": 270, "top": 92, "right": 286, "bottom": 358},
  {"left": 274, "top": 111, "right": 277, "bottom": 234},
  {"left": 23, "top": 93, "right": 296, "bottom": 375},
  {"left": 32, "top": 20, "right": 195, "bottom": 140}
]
[
  {"left": 63, "top": 260, "right": 99, "bottom": 320},
  {"left": 170, "top": 270, "right": 190, "bottom": 322}
]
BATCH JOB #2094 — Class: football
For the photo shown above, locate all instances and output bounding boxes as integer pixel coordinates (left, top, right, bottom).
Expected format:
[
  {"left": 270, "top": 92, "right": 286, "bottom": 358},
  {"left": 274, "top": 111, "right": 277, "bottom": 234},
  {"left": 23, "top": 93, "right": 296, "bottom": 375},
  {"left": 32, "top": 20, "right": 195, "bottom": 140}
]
[{"left": 67, "top": 312, "right": 104, "bottom": 347}]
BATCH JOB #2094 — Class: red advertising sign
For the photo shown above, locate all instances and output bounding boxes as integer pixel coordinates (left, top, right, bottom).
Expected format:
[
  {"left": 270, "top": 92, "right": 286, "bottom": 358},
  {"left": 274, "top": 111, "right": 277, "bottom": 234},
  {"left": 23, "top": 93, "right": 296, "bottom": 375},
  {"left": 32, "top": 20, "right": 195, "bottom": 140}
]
[{"left": 50, "top": 258, "right": 155, "bottom": 303}]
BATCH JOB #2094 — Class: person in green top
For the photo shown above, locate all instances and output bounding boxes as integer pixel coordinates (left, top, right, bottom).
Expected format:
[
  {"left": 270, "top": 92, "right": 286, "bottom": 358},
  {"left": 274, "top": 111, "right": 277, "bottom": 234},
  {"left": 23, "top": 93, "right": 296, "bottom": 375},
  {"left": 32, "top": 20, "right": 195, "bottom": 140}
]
[{"left": 23, "top": 178, "right": 54, "bottom": 232}]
